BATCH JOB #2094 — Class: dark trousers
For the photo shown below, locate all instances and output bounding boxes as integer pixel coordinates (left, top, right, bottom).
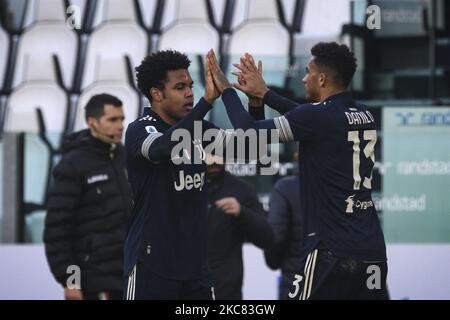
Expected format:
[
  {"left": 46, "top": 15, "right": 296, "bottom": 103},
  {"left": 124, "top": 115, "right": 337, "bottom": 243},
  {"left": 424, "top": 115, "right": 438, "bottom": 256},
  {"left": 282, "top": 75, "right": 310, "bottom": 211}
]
[
  {"left": 286, "top": 249, "right": 388, "bottom": 300},
  {"left": 124, "top": 262, "right": 214, "bottom": 300}
]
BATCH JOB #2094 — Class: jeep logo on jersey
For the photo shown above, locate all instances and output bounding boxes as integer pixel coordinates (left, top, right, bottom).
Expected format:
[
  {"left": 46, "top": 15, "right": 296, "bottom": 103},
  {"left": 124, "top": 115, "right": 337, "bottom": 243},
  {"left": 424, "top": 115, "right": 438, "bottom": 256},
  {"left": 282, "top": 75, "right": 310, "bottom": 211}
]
[
  {"left": 174, "top": 170, "right": 205, "bottom": 191},
  {"left": 145, "top": 126, "right": 158, "bottom": 134},
  {"left": 345, "top": 194, "right": 374, "bottom": 213}
]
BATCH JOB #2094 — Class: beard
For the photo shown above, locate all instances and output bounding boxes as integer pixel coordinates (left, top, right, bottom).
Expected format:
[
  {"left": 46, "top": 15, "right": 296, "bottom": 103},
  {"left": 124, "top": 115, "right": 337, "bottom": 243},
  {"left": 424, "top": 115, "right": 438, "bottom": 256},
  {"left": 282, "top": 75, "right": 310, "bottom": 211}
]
[{"left": 206, "top": 164, "right": 225, "bottom": 181}]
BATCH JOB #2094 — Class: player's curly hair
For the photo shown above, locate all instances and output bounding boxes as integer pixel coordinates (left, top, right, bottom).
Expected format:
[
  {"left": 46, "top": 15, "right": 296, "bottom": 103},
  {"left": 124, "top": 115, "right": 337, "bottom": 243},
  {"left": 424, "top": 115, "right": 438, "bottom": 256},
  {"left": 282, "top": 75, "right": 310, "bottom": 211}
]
[
  {"left": 311, "top": 42, "right": 357, "bottom": 88},
  {"left": 136, "top": 50, "right": 191, "bottom": 103}
]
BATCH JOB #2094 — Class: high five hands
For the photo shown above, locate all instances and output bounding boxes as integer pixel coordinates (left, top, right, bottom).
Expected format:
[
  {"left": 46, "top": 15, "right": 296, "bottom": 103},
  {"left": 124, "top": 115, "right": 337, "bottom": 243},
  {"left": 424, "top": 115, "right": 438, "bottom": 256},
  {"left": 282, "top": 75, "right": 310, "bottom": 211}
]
[
  {"left": 232, "top": 53, "right": 268, "bottom": 103},
  {"left": 205, "top": 49, "right": 269, "bottom": 105}
]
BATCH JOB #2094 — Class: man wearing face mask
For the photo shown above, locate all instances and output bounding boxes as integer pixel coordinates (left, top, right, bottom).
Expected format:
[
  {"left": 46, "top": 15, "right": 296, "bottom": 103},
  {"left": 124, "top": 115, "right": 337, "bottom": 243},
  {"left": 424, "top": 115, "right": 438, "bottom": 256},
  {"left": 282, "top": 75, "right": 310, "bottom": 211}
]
[
  {"left": 206, "top": 155, "right": 274, "bottom": 300},
  {"left": 44, "top": 94, "right": 133, "bottom": 300}
]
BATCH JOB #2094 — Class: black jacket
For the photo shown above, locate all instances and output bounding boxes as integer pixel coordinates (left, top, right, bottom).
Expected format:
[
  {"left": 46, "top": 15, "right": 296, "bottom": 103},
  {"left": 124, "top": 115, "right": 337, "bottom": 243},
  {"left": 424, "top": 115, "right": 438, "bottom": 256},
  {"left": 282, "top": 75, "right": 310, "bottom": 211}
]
[
  {"left": 207, "top": 171, "right": 273, "bottom": 300},
  {"left": 264, "top": 175, "right": 304, "bottom": 299},
  {"left": 44, "top": 130, "right": 133, "bottom": 293}
]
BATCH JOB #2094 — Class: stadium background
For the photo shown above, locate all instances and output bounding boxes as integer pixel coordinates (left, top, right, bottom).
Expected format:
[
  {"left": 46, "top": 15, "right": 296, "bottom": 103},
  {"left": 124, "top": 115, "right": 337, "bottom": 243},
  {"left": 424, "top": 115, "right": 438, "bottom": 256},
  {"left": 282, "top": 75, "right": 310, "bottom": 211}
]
[{"left": 0, "top": 0, "right": 449, "bottom": 299}]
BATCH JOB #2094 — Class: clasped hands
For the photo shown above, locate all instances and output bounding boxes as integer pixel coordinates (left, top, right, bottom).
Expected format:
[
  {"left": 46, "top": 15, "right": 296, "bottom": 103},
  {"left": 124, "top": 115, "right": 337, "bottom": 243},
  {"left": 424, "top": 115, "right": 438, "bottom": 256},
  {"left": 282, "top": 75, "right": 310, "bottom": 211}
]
[{"left": 203, "top": 49, "right": 269, "bottom": 106}]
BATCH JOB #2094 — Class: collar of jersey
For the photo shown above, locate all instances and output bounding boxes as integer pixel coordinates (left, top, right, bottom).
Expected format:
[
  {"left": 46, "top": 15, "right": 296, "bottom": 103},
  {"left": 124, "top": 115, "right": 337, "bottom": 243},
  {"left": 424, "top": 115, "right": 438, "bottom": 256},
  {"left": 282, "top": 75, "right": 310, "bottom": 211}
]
[
  {"left": 143, "top": 107, "right": 171, "bottom": 129},
  {"left": 322, "top": 91, "right": 353, "bottom": 106}
]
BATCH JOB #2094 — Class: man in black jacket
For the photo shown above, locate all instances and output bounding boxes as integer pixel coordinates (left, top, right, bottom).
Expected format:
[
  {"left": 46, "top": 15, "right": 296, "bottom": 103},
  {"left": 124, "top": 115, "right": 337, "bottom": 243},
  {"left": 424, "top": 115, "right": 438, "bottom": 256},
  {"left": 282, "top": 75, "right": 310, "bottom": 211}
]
[
  {"left": 206, "top": 155, "right": 274, "bottom": 300},
  {"left": 44, "top": 94, "right": 133, "bottom": 300}
]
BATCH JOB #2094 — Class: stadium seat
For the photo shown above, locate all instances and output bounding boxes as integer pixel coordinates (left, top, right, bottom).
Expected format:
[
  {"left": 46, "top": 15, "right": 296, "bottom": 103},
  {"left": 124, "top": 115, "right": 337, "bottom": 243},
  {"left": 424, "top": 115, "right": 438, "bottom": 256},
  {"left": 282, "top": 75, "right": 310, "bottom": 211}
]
[
  {"left": 228, "top": 0, "right": 289, "bottom": 87},
  {"left": 293, "top": 0, "right": 352, "bottom": 57},
  {"left": 158, "top": 0, "right": 219, "bottom": 54},
  {"left": 207, "top": 0, "right": 226, "bottom": 29},
  {"left": 81, "top": 0, "right": 147, "bottom": 90},
  {"left": 13, "top": 0, "right": 78, "bottom": 89},
  {"left": 91, "top": 0, "right": 160, "bottom": 35},
  {"left": 216, "top": 0, "right": 289, "bottom": 129},
  {"left": 5, "top": 84, "right": 67, "bottom": 134},
  {"left": 96, "top": 0, "right": 139, "bottom": 23},
  {"left": 228, "top": 0, "right": 289, "bottom": 56},
  {"left": 75, "top": 57, "right": 140, "bottom": 134},
  {"left": 136, "top": 0, "right": 159, "bottom": 28},
  {"left": 279, "top": 0, "right": 298, "bottom": 27},
  {"left": 0, "top": 0, "right": 28, "bottom": 31},
  {"left": 3, "top": 1, "right": 68, "bottom": 242},
  {"left": 5, "top": 56, "right": 67, "bottom": 134}
]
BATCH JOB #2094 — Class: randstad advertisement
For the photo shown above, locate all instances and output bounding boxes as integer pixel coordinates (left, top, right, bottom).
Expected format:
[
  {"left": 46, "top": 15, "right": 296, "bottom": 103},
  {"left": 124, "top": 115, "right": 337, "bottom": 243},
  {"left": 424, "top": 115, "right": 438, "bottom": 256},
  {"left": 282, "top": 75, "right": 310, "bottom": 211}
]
[{"left": 382, "top": 108, "right": 450, "bottom": 243}]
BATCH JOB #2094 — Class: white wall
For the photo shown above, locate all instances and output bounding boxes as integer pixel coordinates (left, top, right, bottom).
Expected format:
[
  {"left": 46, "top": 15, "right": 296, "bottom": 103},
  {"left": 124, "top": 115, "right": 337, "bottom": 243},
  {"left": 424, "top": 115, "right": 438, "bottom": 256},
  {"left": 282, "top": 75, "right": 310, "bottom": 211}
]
[
  {"left": 386, "top": 244, "right": 450, "bottom": 300},
  {"left": 1, "top": 244, "right": 449, "bottom": 300},
  {"left": 0, "top": 245, "right": 61, "bottom": 300}
]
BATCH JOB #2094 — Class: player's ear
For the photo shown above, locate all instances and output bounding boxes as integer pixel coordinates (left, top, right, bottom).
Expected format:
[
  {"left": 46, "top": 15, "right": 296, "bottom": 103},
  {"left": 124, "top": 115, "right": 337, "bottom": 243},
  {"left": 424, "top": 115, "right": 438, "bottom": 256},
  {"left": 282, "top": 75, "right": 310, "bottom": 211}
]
[
  {"left": 150, "top": 88, "right": 163, "bottom": 102},
  {"left": 319, "top": 72, "right": 327, "bottom": 87}
]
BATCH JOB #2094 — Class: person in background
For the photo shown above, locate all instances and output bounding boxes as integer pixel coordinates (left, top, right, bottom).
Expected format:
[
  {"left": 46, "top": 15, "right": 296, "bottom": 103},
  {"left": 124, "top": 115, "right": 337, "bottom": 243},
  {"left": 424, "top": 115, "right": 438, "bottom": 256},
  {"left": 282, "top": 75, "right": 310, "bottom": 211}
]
[
  {"left": 206, "top": 155, "right": 274, "bottom": 300},
  {"left": 264, "top": 152, "right": 304, "bottom": 300},
  {"left": 44, "top": 94, "right": 133, "bottom": 300}
]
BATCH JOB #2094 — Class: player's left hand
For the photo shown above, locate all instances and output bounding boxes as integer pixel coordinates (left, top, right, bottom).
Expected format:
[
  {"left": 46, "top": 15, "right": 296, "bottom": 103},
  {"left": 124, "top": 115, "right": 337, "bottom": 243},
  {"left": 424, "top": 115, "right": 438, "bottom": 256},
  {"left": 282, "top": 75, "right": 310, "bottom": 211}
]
[
  {"left": 232, "top": 53, "right": 269, "bottom": 100},
  {"left": 204, "top": 52, "right": 220, "bottom": 104},
  {"left": 215, "top": 197, "right": 241, "bottom": 216},
  {"left": 235, "top": 53, "right": 264, "bottom": 107},
  {"left": 207, "top": 49, "right": 232, "bottom": 93}
]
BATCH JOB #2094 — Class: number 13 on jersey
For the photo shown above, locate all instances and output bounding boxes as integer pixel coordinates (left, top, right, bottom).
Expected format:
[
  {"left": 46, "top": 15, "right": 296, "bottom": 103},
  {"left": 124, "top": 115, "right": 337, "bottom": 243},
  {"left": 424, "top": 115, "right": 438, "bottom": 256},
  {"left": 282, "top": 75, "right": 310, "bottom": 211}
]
[{"left": 347, "top": 130, "right": 377, "bottom": 190}]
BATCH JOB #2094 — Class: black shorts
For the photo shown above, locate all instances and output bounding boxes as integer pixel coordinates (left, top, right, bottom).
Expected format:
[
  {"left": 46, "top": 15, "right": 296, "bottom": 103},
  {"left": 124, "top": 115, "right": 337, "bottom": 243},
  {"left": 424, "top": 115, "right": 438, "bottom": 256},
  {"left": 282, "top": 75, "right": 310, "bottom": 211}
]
[
  {"left": 285, "top": 249, "right": 388, "bottom": 300},
  {"left": 124, "top": 262, "right": 214, "bottom": 300}
]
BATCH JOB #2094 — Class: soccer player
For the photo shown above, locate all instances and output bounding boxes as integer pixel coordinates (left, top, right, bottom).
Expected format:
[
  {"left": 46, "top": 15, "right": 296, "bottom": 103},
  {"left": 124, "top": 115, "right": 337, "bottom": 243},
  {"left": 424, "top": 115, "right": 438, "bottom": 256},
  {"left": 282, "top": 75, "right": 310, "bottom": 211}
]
[
  {"left": 123, "top": 50, "right": 262, "bottom": 300},
  {"left": 207, "top": 43, "right": 388, "bottom": 300}
]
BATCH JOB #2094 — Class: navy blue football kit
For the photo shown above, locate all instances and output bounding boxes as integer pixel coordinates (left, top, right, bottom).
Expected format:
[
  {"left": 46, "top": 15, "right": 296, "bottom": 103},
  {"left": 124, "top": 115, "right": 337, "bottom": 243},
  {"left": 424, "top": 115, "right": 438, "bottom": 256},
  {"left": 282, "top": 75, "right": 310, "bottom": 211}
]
[{"left": 221, "top": 88, "right": 387, "bottom": 299}]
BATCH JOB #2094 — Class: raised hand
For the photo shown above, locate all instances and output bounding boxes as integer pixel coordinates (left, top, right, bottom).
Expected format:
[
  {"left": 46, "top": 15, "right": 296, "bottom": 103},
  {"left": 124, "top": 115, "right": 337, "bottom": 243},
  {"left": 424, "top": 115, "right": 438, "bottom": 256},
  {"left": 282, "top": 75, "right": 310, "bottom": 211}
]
[
  {"left": 206, "top": 49, "right": 232, "bottom": 93},
  {"left": 233, "top": 53, "right": 264, "bottom": 106},
  {"left": 203, "top": 52, "right": 220, "bottom": 105},
  {"left": 232, "top": 53, "right": 269, "bottom": 100}
]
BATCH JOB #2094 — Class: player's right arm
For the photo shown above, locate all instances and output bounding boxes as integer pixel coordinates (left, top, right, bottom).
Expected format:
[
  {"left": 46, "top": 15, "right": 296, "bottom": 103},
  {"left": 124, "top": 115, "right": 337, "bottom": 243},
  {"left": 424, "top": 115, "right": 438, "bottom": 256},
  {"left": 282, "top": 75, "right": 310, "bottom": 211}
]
[
  {"left": 126, "top": 99, "right": 213, "bottom": 162},
  {"left": 207, "top": 50, "right": 322, "bottom": 143},
  {"left": 221, "top": 88, "right": 321, "bottom": 143}
]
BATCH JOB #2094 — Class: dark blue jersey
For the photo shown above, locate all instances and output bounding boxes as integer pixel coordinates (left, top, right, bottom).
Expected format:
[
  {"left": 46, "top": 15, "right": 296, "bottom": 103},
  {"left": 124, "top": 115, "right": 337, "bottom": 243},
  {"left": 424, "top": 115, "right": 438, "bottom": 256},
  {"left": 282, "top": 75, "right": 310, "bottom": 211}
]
[
  {"left": 222, "top": 88, "right": 386, "bottom": 262},
  {"left": 124, "top": 99, "right": 223, "bottom": 280}
]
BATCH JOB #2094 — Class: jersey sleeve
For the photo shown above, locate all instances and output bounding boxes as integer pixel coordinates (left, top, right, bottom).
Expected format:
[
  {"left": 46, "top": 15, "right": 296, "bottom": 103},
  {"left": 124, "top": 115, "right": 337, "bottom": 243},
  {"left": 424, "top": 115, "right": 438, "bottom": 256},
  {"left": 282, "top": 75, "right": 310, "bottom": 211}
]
[
  {"left": 125, "top": 121, "right": 163, "bottom": 162},
  {"left": 125, "top": 98, "right": 213, "bottom": 162},
  {"left": 263, "top": 89, "right": 298, "bottom": 114},
  {"left": 248, "top": 105, "right": 265, "bottom": 120},
  {"left": 221, "top": 88, "right": 322, "bottom": 144},
  {"left": 272, "top": 103, "right": 323, "bottom": 142},
  {"left": 221, "top": 88, "right": 277, "bottom": 132}
]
